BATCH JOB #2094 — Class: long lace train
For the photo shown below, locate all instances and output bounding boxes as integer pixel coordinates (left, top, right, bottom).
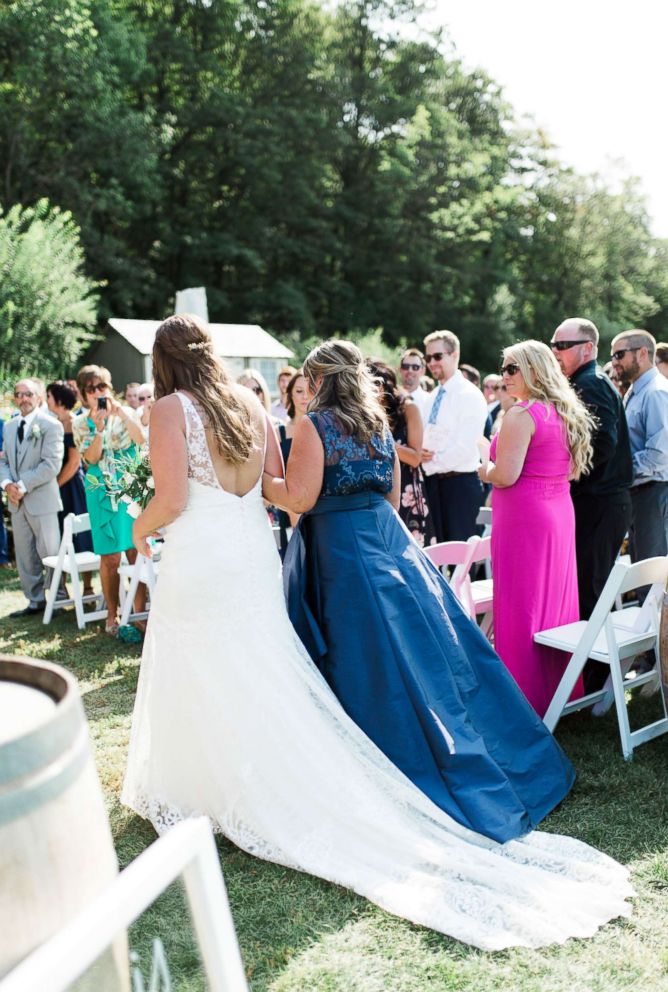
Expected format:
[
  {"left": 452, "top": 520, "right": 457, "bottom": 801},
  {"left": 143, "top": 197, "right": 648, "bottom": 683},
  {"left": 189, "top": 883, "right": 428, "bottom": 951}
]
[{"left": 122, "top": 392, "right": 632, "bottom": 950}]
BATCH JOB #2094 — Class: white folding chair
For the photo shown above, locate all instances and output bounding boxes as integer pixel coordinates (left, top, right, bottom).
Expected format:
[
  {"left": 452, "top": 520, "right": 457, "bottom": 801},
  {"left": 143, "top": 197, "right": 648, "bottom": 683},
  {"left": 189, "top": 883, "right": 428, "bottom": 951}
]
[
  {"left": 42, "top": 513, "right": 105, "bottom": 630},
  {"left": 118, "top": 551, "right": 160, "bottom": 626},
  {"left": 0, "top": 819, "right": 248, "bottom": 992},
  {"left": 535, "top": 556, "right": 668, "bottom": 760},
  {"left": 476, "top": 506, "right": 492, "bottom": 532},
  {"left": 475, "top": 506, "right": 493, "bottom": 579}
]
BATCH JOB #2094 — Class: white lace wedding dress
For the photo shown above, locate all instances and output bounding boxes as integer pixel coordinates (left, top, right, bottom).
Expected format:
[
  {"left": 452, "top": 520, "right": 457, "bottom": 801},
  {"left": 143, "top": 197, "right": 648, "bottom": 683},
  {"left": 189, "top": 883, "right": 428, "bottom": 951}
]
[{"left": 122, "top": 392, "right": 632, "bottom": 950}]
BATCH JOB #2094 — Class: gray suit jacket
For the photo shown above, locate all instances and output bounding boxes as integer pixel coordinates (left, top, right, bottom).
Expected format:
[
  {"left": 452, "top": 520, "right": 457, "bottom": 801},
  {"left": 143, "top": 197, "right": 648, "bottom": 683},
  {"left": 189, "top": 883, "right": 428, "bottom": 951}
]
[{"left": 0, "top": 410, "right": 64, "bottom": 516}]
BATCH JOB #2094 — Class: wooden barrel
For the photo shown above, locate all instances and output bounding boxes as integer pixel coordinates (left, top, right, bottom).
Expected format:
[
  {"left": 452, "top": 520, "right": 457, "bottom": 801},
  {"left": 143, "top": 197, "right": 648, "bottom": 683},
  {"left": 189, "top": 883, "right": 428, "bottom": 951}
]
[{"left": 0, "top": 655, "right": 129, "bottom": 989}]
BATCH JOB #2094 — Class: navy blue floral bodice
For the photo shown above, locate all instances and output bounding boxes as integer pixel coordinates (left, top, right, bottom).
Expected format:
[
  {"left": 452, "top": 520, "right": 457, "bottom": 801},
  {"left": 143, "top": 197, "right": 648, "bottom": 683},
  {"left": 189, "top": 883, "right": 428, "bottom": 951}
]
[{"left": 308, "top": 410, "right": 395, "bottom": 497}]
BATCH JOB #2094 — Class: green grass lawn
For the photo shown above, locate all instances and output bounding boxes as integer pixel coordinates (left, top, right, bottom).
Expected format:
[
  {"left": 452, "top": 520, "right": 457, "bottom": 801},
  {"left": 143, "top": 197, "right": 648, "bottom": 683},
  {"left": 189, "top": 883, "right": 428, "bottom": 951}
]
[{"left": 2, "top": 566, "right": 668, "bottom": 991}]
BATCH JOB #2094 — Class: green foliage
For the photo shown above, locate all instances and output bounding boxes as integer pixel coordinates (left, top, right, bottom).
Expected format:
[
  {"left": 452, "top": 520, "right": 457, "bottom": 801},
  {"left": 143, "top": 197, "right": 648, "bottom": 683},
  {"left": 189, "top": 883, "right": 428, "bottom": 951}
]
[
  {"left": 0, "top": 199, "right": 99, "bottom": 377},
  {"left": 0, "top": 0, "right": 665, "bottom": 371}
]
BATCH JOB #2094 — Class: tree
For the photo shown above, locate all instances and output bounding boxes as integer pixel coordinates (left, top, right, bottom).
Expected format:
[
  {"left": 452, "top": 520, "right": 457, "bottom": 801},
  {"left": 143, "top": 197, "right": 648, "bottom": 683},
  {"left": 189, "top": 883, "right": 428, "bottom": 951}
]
[
  {"left": 0, "top": 0, "right": 159, "bottom": 318},
  {"left": 0, "top": 200, "right": 99, "bottom": 377}
]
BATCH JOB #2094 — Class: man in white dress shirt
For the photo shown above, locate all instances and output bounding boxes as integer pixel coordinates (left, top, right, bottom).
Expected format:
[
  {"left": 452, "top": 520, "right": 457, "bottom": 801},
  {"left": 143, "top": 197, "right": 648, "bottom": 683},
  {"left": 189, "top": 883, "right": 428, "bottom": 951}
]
[
  {"left": 398, "top": 348, "right": 431, "bottom": 423},
  {"left": 421, "top": 331, "right": 488, "bottom": 542}
]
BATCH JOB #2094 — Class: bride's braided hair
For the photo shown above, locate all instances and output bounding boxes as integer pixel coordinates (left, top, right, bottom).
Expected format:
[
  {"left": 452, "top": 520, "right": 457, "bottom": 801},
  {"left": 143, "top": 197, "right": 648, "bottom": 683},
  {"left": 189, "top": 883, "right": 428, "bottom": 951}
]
[
  {"left": 152, "top": 314, "right": 258, "bottom": 465},
  {"left": 303, "top": 340, "right": 387, "bottom": 443}
]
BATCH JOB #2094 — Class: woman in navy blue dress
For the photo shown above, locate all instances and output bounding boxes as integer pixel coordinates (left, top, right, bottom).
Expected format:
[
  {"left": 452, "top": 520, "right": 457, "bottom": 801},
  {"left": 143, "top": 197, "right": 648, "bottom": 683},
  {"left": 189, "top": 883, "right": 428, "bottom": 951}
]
[{"left": 264, "top": 339, "right": 575, "bottom": 845}]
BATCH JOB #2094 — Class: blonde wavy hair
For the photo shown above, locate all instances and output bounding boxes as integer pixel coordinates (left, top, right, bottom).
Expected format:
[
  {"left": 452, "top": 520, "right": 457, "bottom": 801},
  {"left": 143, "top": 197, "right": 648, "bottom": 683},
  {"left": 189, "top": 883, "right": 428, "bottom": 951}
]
[
  {"left": 303, "top": 340, "right": 387, "bottom": 443},
  {"left": 237, "top": 368, "right": 272, "bottom": 413},
  {"left": 503, "top": 340, "right": 594, "bottom": 479},
  {"left": 152, "top": 314, "right": 259, "bottom": 466}
]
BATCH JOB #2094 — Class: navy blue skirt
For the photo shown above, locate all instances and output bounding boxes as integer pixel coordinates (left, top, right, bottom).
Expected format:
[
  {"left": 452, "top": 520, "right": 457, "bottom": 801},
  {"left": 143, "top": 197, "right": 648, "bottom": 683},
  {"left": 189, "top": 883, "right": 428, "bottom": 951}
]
[{"left": 284, "top": 491, "right": 575, "bottom": 844}]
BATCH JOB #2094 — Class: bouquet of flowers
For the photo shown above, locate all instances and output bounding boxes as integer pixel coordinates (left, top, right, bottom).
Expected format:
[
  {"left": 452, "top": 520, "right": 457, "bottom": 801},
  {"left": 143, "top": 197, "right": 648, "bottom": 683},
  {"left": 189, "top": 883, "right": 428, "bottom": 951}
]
[{"left": 91, "top": 448, "right": 154, "bottom": 518}]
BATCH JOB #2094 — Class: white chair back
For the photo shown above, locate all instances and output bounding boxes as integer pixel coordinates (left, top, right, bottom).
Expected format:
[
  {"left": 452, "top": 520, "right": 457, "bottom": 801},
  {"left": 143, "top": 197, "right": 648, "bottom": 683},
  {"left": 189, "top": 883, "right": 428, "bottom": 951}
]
[
  {"left": 536, "top": 556, "right": 668, "bottom": 759},
  {"left": 42, "top": 514, "right": 103, "bottom": 630}
]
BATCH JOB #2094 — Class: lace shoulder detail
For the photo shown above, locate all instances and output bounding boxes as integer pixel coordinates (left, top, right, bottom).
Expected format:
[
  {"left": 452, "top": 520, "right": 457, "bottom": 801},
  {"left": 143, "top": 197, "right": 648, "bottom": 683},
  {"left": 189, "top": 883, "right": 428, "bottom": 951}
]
[
  {"left": 308, "top": 409, "right": 395, "bottom": 497},
  {"left": 176, "top": 391, "right": 220, "bottom": 489}
]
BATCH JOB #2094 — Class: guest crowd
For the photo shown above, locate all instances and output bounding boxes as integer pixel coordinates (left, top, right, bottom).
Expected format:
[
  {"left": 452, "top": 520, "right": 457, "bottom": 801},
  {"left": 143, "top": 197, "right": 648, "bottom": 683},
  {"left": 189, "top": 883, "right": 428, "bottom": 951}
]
[{"left": 1, "top": 320, "right": 667, "bottom": 719}]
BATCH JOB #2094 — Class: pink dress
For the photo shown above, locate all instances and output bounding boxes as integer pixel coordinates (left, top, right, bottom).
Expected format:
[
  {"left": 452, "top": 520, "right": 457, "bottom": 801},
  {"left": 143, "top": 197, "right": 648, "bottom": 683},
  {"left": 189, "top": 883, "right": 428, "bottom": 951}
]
[{"left": 490, "top": 401, "right": 583, "bottom": 717}]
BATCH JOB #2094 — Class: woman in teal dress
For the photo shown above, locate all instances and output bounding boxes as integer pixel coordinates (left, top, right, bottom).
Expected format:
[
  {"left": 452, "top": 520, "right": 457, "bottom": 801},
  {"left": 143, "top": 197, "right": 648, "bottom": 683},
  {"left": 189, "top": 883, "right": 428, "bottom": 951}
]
[{"left": 72, "top": 364, "right": 147, "bottom": 634}]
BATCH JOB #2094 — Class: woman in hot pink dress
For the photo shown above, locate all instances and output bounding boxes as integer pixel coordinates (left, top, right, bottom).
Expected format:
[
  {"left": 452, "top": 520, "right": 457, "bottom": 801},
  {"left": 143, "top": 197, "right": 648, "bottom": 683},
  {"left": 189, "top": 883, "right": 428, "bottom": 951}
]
[{"left": 479, "top": 341, "right": 595, "bottom": 717}]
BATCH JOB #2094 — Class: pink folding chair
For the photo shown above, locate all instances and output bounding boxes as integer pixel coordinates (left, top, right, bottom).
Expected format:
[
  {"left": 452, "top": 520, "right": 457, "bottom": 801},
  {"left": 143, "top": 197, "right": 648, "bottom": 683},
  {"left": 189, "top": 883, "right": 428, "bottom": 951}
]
[
  {"left": 424, "top": 540, "right": 476, "bottom": 579},
  {"left": 425, "top": 536, "right": 494, "bottom": 639},
  {"left": 456, "top": 536, "right": 494, "bottom": 637}
]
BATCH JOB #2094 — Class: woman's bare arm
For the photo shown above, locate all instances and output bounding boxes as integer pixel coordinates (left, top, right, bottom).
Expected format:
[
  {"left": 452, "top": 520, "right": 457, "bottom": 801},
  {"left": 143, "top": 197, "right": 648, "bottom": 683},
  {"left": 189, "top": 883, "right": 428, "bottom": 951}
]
[
  {"left": 263, "top": 413, "right": 285, "bottom": 481},
  {"left": 263, "top": 417, "right": 324, "bottom": 513},
  {"left": 57, "top": 444, "right": 81, "bottom": 487},
  {"left": 396, "top": 402, "right": 423, "bottom": 468},
  {"left": 132, "top": 396, "right": 189, "bottom": 555},
  {"left": 480, "top": 406, "right": 534, "bottom": 489},
  {"left": 385, "top": 451, "right": 401, "bottom": 509}
]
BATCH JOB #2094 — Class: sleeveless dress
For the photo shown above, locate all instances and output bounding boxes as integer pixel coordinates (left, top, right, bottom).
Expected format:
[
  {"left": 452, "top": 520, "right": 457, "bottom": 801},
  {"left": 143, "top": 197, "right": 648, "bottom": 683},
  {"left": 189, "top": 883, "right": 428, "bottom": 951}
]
[
  {"left": 490, "top": 401, "right": 583, "bottom": 717},
  {"left": 58, "top": 432, "right": 93, "bottom": 553},
  {"left": 285, "top": 409, "right": 576, "bottom": 843},
  {"left": 123, "top": 393, "right": 631, "bottom": 950},
  {"left": 72, "top": 410, "right": 140, "bottom": 555},
  {"left": 393, "top": 407, "right": 436, "bottom": 547}
]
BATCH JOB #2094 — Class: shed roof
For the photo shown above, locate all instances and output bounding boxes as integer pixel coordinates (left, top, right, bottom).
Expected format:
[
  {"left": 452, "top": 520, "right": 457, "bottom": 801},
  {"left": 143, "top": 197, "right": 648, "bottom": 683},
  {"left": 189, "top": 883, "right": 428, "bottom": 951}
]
[{"left": 107, "top": 318, "right": 293, "bottom": 359}]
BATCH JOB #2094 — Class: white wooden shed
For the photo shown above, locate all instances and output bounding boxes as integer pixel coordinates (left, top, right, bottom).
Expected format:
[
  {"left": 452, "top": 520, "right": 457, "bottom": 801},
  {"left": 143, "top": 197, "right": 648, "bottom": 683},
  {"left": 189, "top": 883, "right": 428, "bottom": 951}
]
[{"left": 86, "top": 319, "right": 294, "bottom": 395}]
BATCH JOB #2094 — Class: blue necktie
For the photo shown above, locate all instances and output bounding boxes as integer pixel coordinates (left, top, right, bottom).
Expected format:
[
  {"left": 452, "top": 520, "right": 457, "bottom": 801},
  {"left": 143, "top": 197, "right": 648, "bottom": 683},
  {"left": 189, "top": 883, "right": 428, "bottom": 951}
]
[{"left": 428, "top": 386, "right": 445, "bottom": 425}]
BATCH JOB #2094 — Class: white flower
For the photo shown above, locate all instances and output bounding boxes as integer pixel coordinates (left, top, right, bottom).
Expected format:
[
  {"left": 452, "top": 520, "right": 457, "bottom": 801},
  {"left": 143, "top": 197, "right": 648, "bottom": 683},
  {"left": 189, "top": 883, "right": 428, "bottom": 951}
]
[
  {"left": 30, "top": 423, "right": 42, "bottom": 443},
  {"left": 147, "top": 476, "right": 155, "bottom": 489},
  {"left": 125, "top": 501, "right": 141, "bottom": 519},
  {"left": 119, "top": 494, "right": 132, "bottom": 505},
  {"left": 122, "top": 472, "right": 134, "bottom": 485}
]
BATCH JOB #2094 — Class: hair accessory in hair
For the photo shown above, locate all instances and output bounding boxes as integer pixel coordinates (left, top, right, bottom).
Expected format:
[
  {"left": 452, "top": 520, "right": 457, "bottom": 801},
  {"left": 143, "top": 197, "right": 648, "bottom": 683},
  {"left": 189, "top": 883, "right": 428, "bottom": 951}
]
[{"left": 187, "top": 340, "right": 209, "bottom": 352}]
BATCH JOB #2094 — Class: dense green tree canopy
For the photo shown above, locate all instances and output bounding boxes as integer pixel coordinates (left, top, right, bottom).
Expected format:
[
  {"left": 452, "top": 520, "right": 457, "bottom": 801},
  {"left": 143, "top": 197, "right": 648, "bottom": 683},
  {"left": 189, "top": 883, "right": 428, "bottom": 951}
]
[
  {"left": 0, "top": 0, "right": 665, "bottom": 371},
  {"left": 0, "top": 199, "right": 99, "bottom": 378}
]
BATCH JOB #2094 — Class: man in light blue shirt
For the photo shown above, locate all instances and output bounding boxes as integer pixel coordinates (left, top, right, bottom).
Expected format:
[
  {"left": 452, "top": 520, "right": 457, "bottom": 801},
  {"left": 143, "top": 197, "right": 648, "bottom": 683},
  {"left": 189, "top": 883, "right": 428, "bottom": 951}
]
[{"left": 611, "top": 329, "right": 668, "bottom": 562}]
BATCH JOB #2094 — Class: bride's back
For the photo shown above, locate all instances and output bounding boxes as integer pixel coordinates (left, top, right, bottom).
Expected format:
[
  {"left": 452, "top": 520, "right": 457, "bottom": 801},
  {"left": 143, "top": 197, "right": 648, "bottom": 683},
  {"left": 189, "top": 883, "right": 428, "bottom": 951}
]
[
  {"left": 149, "top": 313, "right": 268, "bottom": 499},
  {"left": 182, "top": 384, "right": 265, "bottom": 497}
]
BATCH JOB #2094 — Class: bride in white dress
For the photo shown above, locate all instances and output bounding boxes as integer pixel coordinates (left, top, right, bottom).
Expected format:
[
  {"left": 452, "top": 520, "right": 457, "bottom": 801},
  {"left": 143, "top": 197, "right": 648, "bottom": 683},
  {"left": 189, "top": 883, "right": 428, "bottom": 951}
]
[{"left": 122, "top": 314, "right": 632, "bottom": 951}]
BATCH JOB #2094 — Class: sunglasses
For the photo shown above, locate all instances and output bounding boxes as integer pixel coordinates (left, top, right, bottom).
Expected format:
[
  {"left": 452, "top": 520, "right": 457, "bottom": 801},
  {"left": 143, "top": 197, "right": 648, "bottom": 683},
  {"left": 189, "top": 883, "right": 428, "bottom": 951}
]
[
  {"left": 400, "top": 362, "right": 422, "bottom": 371},
  {"left": 85, "top": 382, "right": 108, "bottom": 394},
  {"left": 14, "top": 390, "right": 34, "bottom": 399},
  {"left": 550, "top": 340, "right": 590, "bottom": 351},
  {"left": 500, "top": 363, "right": 521, "bottom": 377},
  {"left": 611, "top": 347, "right": 641, "bottom": 361},
  {"left": 425, "top": 352, "right": 452, "bottom": 363}
]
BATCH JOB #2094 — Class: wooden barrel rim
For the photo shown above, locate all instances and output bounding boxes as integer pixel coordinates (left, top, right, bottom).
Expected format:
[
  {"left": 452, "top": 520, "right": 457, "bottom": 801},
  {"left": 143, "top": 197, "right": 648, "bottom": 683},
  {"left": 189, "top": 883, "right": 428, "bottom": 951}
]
[
  {"left": 0, "top": 655, "right": 73, "bottom": 704},
  {"left": 0, "top": 656, "right": 88, "bottom": 823}
]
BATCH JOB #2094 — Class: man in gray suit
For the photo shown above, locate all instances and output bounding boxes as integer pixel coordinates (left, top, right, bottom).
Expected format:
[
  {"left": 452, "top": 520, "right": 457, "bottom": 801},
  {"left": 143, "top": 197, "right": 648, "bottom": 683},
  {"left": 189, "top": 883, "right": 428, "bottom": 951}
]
[{"left": 0, "top": 379, "right": 64, "bottom": 616}]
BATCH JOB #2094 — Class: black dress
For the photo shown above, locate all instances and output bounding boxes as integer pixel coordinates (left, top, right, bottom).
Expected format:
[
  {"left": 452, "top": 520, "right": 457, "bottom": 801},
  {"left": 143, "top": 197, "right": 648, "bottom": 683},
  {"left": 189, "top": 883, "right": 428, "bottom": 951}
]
[{"left": 59, "top": 432, "right": 94, "bottom": 553}]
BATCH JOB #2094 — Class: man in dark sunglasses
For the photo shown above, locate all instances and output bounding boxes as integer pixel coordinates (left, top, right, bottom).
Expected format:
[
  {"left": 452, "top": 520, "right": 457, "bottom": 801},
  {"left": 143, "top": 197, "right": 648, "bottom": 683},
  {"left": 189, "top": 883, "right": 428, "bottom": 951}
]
[
  {"left": 611, "top": 328, "right": 668, "bottom": 572},
  {"left": 397, "top": 348, "right": 430, "bottom": 422},
  {"left": 420, "top": 330, "right": 487, "bottom": 543},
  {"left": 551, "top": 319, "right": 633, "bottom": 690}
]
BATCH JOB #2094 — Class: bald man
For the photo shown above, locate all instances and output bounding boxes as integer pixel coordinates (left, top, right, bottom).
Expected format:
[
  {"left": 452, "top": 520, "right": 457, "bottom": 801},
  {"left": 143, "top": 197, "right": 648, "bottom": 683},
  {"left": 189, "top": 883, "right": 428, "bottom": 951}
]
[{"left": 551, "top": 319, "right": 632, "bottom": 692}]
